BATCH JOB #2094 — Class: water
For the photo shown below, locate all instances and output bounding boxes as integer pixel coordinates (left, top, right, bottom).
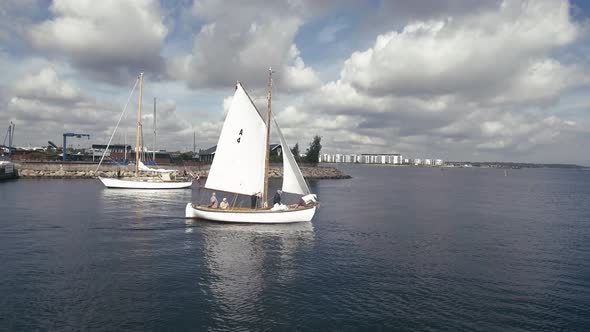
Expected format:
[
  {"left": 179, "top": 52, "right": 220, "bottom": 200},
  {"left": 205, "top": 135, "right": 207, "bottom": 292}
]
[{"left": 1, "top": 166, "right": 590, "bottom": 331}]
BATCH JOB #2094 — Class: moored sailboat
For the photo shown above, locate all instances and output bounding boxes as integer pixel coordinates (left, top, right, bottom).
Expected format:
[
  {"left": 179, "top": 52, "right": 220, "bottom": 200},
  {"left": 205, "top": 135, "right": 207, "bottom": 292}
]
[
  {"left": 185, "top": 69, "right": 317, "bottom": 223},
  {"left": 98, "top": 73, "right": 193, "bottom": 189}
]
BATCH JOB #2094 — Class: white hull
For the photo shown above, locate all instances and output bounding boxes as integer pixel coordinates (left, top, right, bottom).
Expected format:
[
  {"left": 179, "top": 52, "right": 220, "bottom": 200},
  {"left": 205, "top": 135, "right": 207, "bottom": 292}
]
[
  {"left": 185, "top": 203, "right": 316, "bottom": 223},
  {"left": 99, "top": 177, "right": 193, "bottom": 189}
]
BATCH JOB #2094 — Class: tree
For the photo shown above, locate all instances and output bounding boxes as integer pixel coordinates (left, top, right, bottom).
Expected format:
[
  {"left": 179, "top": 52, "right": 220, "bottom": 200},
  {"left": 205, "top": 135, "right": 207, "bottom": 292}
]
[
  {"left": 304, "top": 135, "right": 322, "bottom": 165},
  {"left": 290, "top": 143, "right": 300, "bottom": 162}
]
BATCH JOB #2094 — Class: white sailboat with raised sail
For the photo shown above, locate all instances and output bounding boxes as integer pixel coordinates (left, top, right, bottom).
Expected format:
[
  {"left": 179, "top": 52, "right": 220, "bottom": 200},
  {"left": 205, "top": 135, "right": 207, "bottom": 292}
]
[
  {"left": 98, "top": 73, "right": 193, "bottom": 189},
  {"left": 185, "top": 69, "right": 317, "bottom": 223}
]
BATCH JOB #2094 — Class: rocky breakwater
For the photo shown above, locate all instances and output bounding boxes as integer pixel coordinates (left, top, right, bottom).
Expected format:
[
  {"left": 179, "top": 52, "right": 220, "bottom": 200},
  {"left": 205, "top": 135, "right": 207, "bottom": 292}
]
[
  {"left": 286, "top": 165, "right": 351, "bottom": 179},
  {"left": 17, "top": 163, "right": 206, "bottom": 179},
  {"left": 17, "top": 162, "right": 351, "bottom": 179}
]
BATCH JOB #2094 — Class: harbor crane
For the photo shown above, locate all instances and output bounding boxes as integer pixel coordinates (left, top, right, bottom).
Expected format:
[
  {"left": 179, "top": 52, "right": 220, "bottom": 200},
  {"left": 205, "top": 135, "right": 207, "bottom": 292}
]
[
  {"left": 47, "top": 141, "right": 59, "bottom": 150},
  {"left": 63, "top": 133, "right": 90, "bottom": 161},
  {"left": 3, "top": 122, "right": 15, "bottom": 154}
]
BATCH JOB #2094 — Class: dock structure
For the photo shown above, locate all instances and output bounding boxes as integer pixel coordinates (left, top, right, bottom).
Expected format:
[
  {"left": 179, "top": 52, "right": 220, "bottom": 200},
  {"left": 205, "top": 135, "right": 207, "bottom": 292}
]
[{"left": 0, "top": 161, "right": 18, "bottom": 180}]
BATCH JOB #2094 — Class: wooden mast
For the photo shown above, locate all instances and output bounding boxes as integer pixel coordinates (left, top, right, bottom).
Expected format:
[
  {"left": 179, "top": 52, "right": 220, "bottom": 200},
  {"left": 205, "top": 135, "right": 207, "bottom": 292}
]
[
  {"left": 262, "top": 68, "right": 273, "bottom": 207},
  {"left": 135, "top": 72, "right": 144, "bottom": 175},
  {"left": 153, "top": 97, "right": 157, "bottom": 162}
]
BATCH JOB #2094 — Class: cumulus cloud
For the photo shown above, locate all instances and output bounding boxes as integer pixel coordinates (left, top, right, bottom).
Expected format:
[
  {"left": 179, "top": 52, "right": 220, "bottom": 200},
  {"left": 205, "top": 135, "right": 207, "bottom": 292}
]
[
  {"left": 29, "top": 0, "right": 168, "bottom": 83},
  {"left": 167, "top": 0, "right": 321, "bottom": 91},
  {"left": 5, "top": 67, "right": 114, "bottom": 146},
  {"left": 2, "top": 0, "right": 590, "bottom": 164},
  {"left": 299, "top": 0, "right": 590, "bottom": 162},
  {"left": 14, "top": 67, "right": 84, "bottom": 103},
  {"left": 341, "top": 1, "right": 579, "bottom": 99},
  {"left": 1, "top": 66, "right": 193, "bottom": 150},
  {"left": 0, "top": 0, "right": 44, "bottom": 48}
]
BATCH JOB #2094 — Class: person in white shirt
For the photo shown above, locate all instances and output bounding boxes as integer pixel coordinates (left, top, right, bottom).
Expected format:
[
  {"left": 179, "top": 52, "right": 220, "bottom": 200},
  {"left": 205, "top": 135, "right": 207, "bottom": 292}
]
[{"left": 220, "top": 197, "right": 229, "bottom": 209}]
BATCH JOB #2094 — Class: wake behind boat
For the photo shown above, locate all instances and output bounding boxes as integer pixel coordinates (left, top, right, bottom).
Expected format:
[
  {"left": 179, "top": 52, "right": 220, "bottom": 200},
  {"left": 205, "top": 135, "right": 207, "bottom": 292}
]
[{"left": 185, "top": 69, "right": 318, "bottom": 223}]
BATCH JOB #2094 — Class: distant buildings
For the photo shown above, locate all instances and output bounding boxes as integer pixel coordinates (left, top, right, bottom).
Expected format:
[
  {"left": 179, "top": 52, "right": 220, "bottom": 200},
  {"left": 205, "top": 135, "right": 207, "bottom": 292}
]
[
  {"left": 320, "top": 153, "right": 444, "bottom": 166},
  {"left": 320, "top": 153, "right": 403, "bottom": 165},
  {"left": 90, "top": 144, "right": 173, "bottom": 164},
  {"left": 198, "top": 144, "right": 282, "bottom": 163},
  {"left": 91, "top": 144, "right": 131, "bottom": 162}
]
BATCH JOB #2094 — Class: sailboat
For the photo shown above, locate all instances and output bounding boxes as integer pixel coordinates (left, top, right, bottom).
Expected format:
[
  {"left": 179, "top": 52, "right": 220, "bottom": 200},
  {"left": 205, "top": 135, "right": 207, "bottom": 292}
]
[
  {"left": 98, "top": 73, "right": 193, "bottom": 189},
  {"left": 185, "top": 69, "right": 318, "bottom": 223}
]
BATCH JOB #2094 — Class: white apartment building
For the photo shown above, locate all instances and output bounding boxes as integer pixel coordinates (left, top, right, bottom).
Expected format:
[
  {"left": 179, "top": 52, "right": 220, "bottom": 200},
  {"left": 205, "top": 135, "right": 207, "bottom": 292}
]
[
  {"left": 319, "top": 153, "right": 403, "bottom": 164},
  {"left": 319, "top": 153, "right": 443, "bottom": 166}
]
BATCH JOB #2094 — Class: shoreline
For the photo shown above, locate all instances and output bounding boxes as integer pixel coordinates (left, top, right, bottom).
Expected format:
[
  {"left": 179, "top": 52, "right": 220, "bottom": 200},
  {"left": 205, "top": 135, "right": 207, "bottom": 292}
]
[{"left": 14, "top": 162, "right": 351, "bottom": 180}]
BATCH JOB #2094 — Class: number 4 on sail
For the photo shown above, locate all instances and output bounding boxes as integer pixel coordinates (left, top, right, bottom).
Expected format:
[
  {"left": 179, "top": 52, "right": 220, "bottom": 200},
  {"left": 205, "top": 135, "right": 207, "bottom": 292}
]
[{"left": 185, "top": 69, "right": 318, "bottom": 223}]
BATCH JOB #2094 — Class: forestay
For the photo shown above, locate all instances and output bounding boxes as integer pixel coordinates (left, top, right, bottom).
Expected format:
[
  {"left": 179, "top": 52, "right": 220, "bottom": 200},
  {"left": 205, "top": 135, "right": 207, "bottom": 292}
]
[
  {"left": 205, "top": 83, "right": 267, "bottom": 195},
  {"left": 273, "top": 116, "right": 310, "bottom": 195}
]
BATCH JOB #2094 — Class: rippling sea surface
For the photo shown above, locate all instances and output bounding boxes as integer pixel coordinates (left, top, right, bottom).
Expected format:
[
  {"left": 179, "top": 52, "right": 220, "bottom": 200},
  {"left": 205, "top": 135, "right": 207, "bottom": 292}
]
[{"left": 1, "top": 166, "right": 590, "bottom": 331}]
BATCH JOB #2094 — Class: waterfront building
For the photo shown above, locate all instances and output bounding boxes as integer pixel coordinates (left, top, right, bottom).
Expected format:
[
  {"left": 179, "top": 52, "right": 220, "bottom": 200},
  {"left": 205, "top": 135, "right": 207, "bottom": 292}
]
[
  {"left": 319, "top": 153, "right": 443, "bottom": 167},
  {"left": 200, "top": 144, "right": 281, "bottom": 163},
  {"left": 360, "top": 153, "right": 402, "bottom": 164},
  {"left": 91, "top": 144, "right": 132, "bottom": 162},
  {"left": 320, "top": 153, "right": 402, "bottom": 164}
]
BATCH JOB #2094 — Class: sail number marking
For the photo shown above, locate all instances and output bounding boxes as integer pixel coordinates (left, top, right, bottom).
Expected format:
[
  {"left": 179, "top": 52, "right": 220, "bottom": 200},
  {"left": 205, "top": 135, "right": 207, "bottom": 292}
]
[{"left": 237, "top": 129, "right": 243, "bottom": 143}]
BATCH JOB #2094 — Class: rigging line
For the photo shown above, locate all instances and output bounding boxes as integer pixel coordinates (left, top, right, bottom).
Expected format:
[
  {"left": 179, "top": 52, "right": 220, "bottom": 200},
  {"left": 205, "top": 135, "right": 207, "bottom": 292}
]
[
  {"left": 2, "top": 126, "right": 9, "bottom": 146},
  {"left": 268, "top": 72, "right": 299, "bottom": 162},
  {"left": 95, "top": 77, "right": 140, "bottom": 172},
  {"left": 231, "top": 193, "right": 239, "bottom": 209}
]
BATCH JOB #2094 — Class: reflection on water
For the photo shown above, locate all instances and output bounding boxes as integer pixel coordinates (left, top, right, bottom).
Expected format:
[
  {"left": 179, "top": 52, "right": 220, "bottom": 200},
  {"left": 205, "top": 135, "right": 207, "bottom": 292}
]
[
  {"left": 190, "top": 220, "right": 314, "bottom": 327},
  {"left": 186, "top": 220, "right": 314, "bottom": 234},
  {"left": 4, "top": 170, "right": 590, "bottom": 330},
  {"left": 100, "top": 188, "right": 193, "bottom": 227},
  {"left": 101, "top": 189, "right": 192, "bottom": 216},
  {"left": 101, "top": 188, "right": 193, "bottom": 203}
]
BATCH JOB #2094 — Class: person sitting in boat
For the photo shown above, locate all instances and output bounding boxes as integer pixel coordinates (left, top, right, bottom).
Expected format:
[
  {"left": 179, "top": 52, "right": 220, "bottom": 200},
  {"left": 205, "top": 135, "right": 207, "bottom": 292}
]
[
  {"left": 273, "top": 190, "right": 282, "bottom": 206},
  {"left": 209, "top": 192, "right": 219, "bottom": 208},
  {"left": 220, "top": 197, "right": 229, "bottom": 209}
]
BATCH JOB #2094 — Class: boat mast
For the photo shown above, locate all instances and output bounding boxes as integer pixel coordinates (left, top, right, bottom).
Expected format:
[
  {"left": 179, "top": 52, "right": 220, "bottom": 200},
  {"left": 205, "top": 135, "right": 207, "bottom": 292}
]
[
  {"left": 153, "top": 97, "right": 156, "bottom": 162},
  {"left": 124, "top": 132, "right": 127, "bottom": 161},
  {"left": 263, "top": 67, "right": 273, "bottom": 207},
  {"left": 135, "top": 72, "right": 144, "bottom": 175}
]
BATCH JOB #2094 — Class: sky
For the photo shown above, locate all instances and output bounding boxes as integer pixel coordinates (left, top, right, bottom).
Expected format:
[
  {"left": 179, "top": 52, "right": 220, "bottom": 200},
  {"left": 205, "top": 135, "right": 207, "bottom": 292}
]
[{"left": 1, "top": 0, "right": 590, "bottom": 164}]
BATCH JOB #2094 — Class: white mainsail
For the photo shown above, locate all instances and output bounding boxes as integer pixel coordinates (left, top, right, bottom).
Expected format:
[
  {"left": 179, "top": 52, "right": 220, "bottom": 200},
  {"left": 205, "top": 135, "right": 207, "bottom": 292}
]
[
  {"left": 273, "top": 116, "right": 310, "bottom": 195},
  {"left": 205, "top": 82, "right": 267, "bottom": 195}
]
